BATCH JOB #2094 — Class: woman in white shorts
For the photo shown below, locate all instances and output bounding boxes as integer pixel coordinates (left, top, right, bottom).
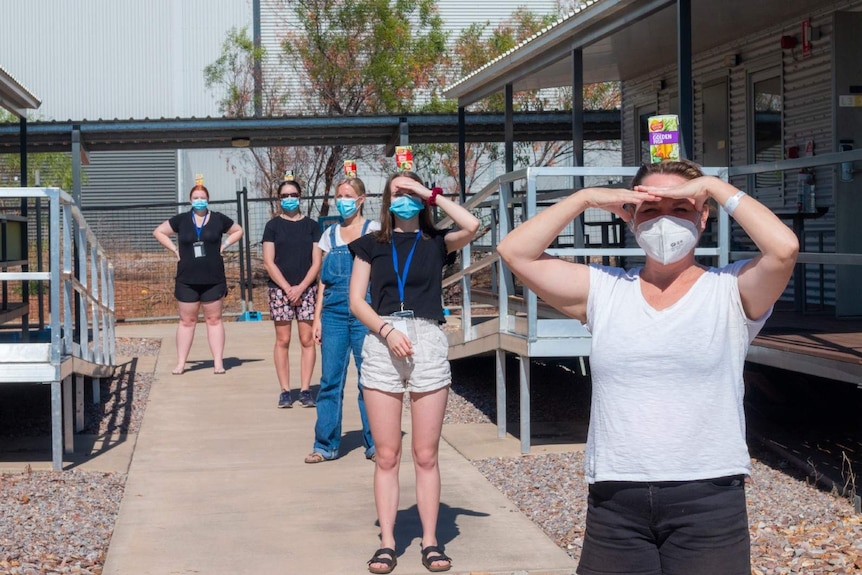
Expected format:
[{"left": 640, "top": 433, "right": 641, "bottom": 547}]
[{"left": 349, "top": 172, "right": 479, "bottom": 574}]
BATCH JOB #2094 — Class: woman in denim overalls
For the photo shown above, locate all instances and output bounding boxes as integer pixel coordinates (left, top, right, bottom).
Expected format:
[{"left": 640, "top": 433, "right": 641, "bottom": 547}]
[{"left": 305, "top": 178, "right": 378, "bottom": 463}]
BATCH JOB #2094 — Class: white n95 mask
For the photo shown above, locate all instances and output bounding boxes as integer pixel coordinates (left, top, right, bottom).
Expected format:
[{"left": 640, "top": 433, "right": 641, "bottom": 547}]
[{"left": 634, "top": 215, "right": 699, "bottom": 265}]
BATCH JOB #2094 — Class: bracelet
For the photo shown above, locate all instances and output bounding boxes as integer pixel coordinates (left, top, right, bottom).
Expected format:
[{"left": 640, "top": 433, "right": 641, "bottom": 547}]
[
  {"left": 384, "top": 326, "right": 395, "bottom": 340},
  {"left": 428, "top": 187, "right": 443, "bottom": 207},
  {"left": 378, "top": 322, "right": 389, "bottom": 336},
  {"left": 723, "top": 190, "right": 746, "bottom": 217}
]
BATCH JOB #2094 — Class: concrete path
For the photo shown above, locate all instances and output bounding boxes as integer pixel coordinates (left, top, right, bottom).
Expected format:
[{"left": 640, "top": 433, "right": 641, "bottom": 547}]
[{"left": 91, "top": 320, "right": 577, "bottom": 574}]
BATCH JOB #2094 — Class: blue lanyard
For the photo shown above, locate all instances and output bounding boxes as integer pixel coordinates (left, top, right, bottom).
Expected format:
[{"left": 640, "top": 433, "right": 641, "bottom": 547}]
[
  {"left": 192, "top": 210, "right": 209, "bottom": 241},
  {"left": 391, "top": 231, "right": 421, "bottom": 310}
]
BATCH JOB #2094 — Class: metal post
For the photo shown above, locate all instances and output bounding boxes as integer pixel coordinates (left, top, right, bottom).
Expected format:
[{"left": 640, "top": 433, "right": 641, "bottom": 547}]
[
  {"left": 572, "top": 48, "right": 586, "bottom": 261},
  {"left": 677, "top": 0, "right": 693, "bottom": 160},
  {"left": 253, "top": 0, "right": 262, "bottom": 117},
  {"left": 19, "top": 117, "right": 31, "bottom": 335},
  {"left": 505, "top": 84, "right": 514, "bottom": 173},
  {"left": 495, "top": 349, "right": 507, "bottom": 439},
  {"left": 242, "top": 186, "right": 254, "bottom": 312},
  {"left": 71, "top": 129, "right": 82, "bottom": 342},
  {"left": 236, "top": 187, "right": 248, "bottom": 313},
  {"left": 519, "top": 355, "right": 531, "bottom": 454},
  {"left": 458, "top": 106, "right": 467, "bottom": 203}
]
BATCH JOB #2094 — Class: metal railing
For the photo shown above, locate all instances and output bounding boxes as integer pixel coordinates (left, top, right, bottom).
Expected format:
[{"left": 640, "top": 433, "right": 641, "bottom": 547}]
[
  {"left": 440, "top": 155, "right": 862, "bottom": 451},
  {"left": 0, "top": 186, "right": 116, "bottom": 470}
]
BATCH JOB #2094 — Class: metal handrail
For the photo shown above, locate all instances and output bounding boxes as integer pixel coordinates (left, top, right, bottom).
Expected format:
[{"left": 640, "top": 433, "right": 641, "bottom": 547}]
[{"left": 0, "top": 187, "right": 116, "bottom": 368}]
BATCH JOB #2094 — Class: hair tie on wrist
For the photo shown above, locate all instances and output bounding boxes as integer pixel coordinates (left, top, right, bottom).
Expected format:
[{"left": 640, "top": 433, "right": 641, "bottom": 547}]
[
  {"left": 428, "top": 187, "right": 443, "bottom": 207},
  {"left": 384, "top": 326, "right": 395, "bottom": 340},
  {"left": 378, "top": 322, "right": 389, "bottom": 336}
]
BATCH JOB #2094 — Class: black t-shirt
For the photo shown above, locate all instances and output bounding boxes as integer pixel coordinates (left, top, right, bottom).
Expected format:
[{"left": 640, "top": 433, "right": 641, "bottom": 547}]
[
  {"left": 262, "top": 215, "right": 322, "bottom": 287},
  {"left": 169, "top": 210, "right": 234, "bottom": 285},
  {"left": 349, "top": 229, "right": 450, "bottom": 323}
]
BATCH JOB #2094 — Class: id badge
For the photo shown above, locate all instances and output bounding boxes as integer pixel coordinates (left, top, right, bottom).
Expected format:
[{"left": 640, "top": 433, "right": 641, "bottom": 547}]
[
  {"left": 391, "top": 309, "right": 417, "bottom": 343},
  {"left": 193, "top": 241, "right": 206, "bottom": 258}
]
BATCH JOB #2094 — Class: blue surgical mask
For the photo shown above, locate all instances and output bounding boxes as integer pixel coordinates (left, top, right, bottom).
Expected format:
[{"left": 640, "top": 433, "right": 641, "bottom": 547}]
[
  {"left": 336, "top": 198, "right": 358, "bottom": 218},
  {"left": 281, "top": 197, "right": 300, "bottom": 212},
  {"left": 191, "top": 199, "right": 208, "bottom": 211},
  {"left": 389, "top": 195, "right": 424, "bottom": 220}
]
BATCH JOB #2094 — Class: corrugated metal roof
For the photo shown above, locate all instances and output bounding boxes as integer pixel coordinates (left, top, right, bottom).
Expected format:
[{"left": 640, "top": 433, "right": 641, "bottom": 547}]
[
  {"left": 0, "top": 65, "right": 41, "bottom": 117},
  {"left": 443, "top": 0, "right": 830, "bottom": 106},
  {"left": 0, "top": 111, "right": 621, "bottom": 155}
]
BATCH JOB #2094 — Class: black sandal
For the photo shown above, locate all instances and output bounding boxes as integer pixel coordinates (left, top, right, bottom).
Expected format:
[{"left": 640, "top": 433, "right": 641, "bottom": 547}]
[
  {"left": 367, "top": 547, "right": 397, "bottom": 574},
  {"left": 420, "top": 545, "right": 452, "bottom": 573}
]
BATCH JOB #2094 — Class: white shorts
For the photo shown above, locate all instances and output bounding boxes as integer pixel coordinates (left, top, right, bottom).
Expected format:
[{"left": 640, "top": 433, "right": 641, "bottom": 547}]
[{"left": 360, "top": 317, "right": 451, "bottom": 393}]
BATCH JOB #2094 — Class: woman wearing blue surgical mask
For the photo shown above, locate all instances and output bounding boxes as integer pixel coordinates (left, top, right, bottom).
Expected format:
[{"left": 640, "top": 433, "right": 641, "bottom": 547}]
[
  {"left": 349, "top": 171, "right": 479, "bottom": 574},
  {"left": 263, "top": 178, "right": 322, "bottom": 409},
  {"left": 304, "top": 177, "right": 380, "bottom": 464},
  {"left": 497, "top": 159, "right": 799, "bottom": 575},
  {"left": 152, "top": 182, "right": 244, "bottom": 375}
]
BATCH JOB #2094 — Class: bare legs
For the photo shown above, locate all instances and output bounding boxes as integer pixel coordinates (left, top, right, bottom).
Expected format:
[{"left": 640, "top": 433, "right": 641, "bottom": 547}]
[
  {"left": 173, "top": 298, "right": 225, "bottom": 375},
  {"left": 273, "top": 320, "right": 293, "bottom": 392},
  {"left": 273, "top": 319, "right": 316, "bottom": 392},
  {"left": 202, "top": 299, "right": 226, "bottom": 373},
  {"left": 173, "top": 301, "right": 200, "bottom": 374},
  {"left": 297, "top": 320, "right": 315, "bottom": 391},
  {"left": 364, "top": 386, "right": 450, "bottom": 572}
]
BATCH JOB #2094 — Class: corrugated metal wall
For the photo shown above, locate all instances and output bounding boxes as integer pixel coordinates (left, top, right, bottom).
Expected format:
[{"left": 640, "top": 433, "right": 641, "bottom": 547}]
[
  {"left": 81, "top": 150, "right": 179, "bottom": 251},
  {"left": 2, "top": 0, "right": 254, "bottom": 206},
  {"left": 2, "top": 0, "right": 252, "bottom": 120},
  {"left": 620, "top": 2, "right": 857, "bottom": 307}
]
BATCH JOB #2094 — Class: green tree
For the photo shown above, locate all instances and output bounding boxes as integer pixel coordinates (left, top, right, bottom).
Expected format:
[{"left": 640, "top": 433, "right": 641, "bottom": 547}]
[
  {"left": 0, "top": 111, "right": 77, "bottom": 190},
  {"left": 204, "top": 0, "right": 447, "bottom": 214},
  {"left": 419, "top": 5, "right": 621, "bottom": 196}
]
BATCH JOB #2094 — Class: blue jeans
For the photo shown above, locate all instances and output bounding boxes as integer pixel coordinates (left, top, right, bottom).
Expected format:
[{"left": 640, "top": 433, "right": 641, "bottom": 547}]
[{"left": 313, "top": 286, "right": 375, "bottom": 459}]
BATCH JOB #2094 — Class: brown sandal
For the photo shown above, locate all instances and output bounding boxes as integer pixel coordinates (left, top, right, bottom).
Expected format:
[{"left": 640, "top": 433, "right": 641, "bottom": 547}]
[
  {"left": 420, "top": 546, "right": 451, "bottom": 572},
  {"left": 367, "top": 547, "right": 397, "bottom": 574},
  {"left": 304, "top": 452, "right": 334, "bottom": 464}
]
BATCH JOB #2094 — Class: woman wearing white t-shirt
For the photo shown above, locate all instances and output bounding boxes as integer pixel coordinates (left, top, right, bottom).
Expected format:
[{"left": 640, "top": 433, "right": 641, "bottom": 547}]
[
  {"left": 497, "top": 160, "right": 798, "bottom": 575},
  {"left": 305, "top": 178, "right": 380, "bottom": 464}
]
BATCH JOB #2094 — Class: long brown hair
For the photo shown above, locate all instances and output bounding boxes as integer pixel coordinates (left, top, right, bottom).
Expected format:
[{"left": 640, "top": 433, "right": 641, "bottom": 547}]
[{"left": 375, "top": 171, "right": 435, "bottom": 242}]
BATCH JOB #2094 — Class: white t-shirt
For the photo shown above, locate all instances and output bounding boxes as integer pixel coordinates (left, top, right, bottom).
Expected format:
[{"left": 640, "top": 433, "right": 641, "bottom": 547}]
[
  {"left": 318, "top": 220, "right": 381, "bottom": 253},
  {"left": 584, "top": 260, "right": 770, "bottom": 483}
]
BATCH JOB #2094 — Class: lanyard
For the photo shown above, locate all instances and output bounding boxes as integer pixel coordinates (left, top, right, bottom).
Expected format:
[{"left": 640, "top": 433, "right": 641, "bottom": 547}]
[
  {"left": 192, "top": 210, "right": 209, "bottom": 241},
  {"left": 391, "top": 231, "right": 421, "bottom": 310}
]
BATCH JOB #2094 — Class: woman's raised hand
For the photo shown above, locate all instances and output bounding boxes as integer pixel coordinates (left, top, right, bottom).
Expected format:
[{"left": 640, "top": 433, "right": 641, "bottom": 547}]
[
  {"left": 392, "top": 176, "right": 430, "bottom": 200},
  {"left": 581, "top": 187, "right": 658, "bottom": 223},
  {"left": 634, "top": 176, "right": 710, "bottom": 207}
]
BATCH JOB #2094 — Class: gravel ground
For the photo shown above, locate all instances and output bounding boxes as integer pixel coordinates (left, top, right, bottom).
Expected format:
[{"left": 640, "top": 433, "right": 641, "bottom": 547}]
[
  {"left": 0, "top": 337, "right": 159, "bottom": 575},
  {"left": 2, "top": 343, "right": 862, "bottom": 574}
]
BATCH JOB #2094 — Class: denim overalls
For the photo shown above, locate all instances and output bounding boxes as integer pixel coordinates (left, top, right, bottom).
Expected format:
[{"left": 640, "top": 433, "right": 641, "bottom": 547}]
[{"left": 312, "top": 221, "right": 375, "bottom": 459}]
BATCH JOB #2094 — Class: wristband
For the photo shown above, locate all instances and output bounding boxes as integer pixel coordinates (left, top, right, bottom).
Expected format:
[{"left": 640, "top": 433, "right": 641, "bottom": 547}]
[
  {"left": 723, "top": 190, "right": 746, "bottom": 217},
  {"left": 378, "top": 322, "right": 389, "bottom": 336},
  {"left": 428, "top": 187, "right": 443, "bottom": 207}
]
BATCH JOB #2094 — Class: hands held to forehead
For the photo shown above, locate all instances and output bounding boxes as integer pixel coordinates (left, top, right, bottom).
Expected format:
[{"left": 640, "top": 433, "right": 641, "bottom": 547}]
[{"left": 585, "top": 176, "right": 710, "bottom": 224}]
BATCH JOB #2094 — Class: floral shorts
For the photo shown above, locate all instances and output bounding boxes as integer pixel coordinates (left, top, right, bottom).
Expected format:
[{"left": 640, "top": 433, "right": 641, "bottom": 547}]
[{"left": 268, "top": 284, "right": 317, "bottom": 322}]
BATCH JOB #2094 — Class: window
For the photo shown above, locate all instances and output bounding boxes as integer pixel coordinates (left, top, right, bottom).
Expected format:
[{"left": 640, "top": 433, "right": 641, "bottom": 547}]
[{"left": 749, "top": 69, "right": 783, "bottom": 196}]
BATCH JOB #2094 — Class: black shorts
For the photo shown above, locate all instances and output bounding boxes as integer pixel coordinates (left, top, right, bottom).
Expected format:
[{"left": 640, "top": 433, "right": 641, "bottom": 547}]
[
  {"left": 577, "top": 476, "right": 750, "bottom": 575},
  {"left": 175, "top": 281, "right": 227, "bottom": 303}
]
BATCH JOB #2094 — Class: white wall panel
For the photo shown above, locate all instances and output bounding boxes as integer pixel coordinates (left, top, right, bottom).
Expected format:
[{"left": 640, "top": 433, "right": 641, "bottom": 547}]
[{"left": 1, "top": 0, "right": 252, "bottom": 121}]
